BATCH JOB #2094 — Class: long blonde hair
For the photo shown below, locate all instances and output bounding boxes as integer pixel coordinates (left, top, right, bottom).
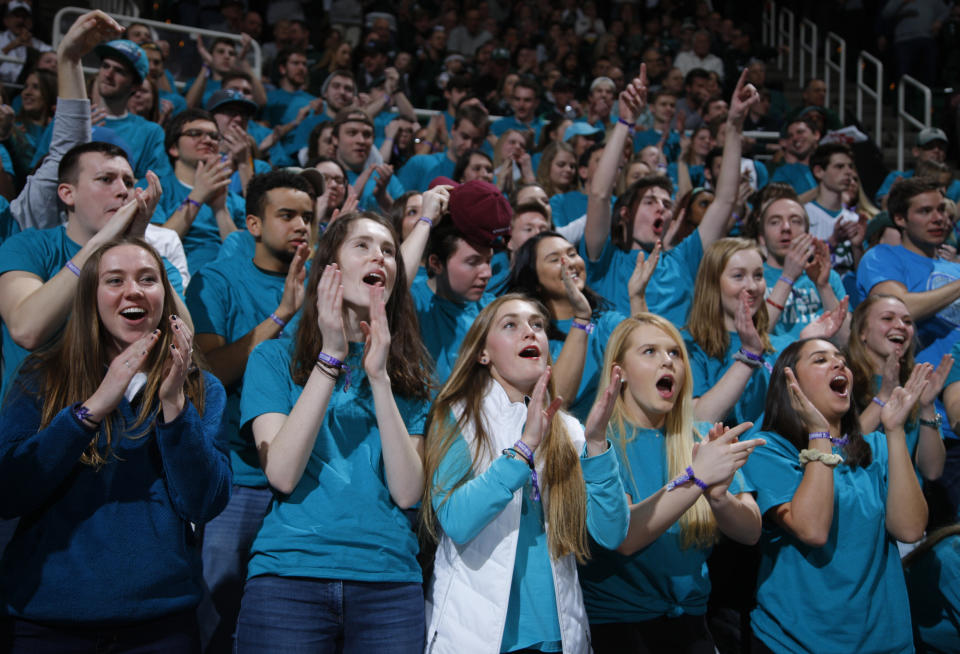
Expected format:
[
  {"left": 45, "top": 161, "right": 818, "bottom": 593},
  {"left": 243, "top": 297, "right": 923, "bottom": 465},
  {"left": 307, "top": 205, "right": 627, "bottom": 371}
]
[
  {"left": 422, "top": 294, "right": 590, "bottom": 562},
  {"left": 688, "top": 237, "right": 773, "bottom": 359},
  {"left": 600, "top": 313, "right": 717, "bottom": 548}
]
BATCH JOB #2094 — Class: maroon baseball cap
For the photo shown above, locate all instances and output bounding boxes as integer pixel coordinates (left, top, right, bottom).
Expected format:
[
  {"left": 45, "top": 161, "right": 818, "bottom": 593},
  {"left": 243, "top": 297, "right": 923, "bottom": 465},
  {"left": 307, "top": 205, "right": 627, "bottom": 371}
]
[{"left": 438, "top": 179, "right": 512, "bottom": 249}]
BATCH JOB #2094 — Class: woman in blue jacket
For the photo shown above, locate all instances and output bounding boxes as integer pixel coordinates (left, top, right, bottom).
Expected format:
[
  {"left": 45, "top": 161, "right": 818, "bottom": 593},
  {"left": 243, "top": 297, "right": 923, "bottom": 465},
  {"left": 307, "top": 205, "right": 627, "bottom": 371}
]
[{"left": 0, "top": 237, "right": 230, "bottom": 652}]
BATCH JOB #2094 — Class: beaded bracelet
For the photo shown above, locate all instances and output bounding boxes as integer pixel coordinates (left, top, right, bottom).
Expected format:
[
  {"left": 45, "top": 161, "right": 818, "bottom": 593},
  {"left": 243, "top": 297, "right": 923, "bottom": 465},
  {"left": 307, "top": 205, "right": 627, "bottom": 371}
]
[
  {"left": 65, "top": 260, "right": 81, "bottom": 277},
  {"left": 666, "top": 466, "right": 709, "bottom": 491},
  {"left": 809, "top": 431, "right": 849, "bottom": 447},
  {"left": 513, "top": 440, "right": 541, "bottom": 501},
  {"left": 316, "top": 352, "right": 352, "bottom": 390}
]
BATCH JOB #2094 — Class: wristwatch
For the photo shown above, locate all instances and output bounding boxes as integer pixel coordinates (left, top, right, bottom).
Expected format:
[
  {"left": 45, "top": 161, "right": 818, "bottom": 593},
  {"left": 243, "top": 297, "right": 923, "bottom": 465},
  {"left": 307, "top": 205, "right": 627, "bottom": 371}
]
[{"left": 919, "top": 413, "right": 942, "bottom": 429}]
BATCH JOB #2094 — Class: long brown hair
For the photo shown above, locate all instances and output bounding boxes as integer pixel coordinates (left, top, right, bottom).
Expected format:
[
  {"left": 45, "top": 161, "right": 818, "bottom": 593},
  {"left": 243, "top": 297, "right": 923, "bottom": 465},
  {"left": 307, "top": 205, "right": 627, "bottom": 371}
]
[
  {"left": 847, "top": 294, "right": 915, "bottom": 413},
  {"left": 536, "top": 141, "right": 577, "bottom": 197},
  {"left": 290, "top": 211, "right": 431, "bottom": 399},
  {"left": 688, "top": 238, "right": 773, "bottom": 359},
  {"left": 18, "top": 237, "right": 206, "bottom": 468},
  {"left": 601, "top": 313, "right": 717, "bottom": 548},
  {"left": 421, "top": 294, "right": 590, "bottom": 562}
]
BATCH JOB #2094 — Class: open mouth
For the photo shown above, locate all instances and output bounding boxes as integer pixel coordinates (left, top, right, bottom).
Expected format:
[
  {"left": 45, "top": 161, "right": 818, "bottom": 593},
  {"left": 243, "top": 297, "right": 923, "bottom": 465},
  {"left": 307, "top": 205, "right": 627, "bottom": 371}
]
[
  {"left": 888, "top": 333, "right": 906, "bottom": 345},
  {"left": 652, "top": 217, "right": 664, "bottom": 234},
  {"left": 655, "top": 375, "right": 675, "bottom": 398},
  {"left": 518, "top": 345, "right": 541, "bottom": 359},
  {"left": 362, "top": 271, "right": 386, "bottom": 286},
  {"left": 120, "top": 307, "right": 147, "bottom": 323},
  {"left": 829, "top": 375, "right": 849, "bottom": 397}
]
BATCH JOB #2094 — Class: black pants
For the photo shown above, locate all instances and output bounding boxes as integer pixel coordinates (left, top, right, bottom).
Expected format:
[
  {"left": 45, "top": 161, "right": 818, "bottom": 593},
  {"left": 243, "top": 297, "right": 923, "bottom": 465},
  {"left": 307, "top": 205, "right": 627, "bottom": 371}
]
[{"left": 590, "top": 614, "right": 716, "bottom": 654}]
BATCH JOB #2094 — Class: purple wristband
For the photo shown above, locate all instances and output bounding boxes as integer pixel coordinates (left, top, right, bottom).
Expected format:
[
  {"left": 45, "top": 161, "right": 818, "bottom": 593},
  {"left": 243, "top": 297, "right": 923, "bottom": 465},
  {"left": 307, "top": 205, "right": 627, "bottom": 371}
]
[
  {"left": 513, "top": 440, "right": 541, "bottom": 501},
  {"left": 810, "top": 431, "right": 848, "bottom": 447},
  {"left": 872, "top": 396, "right": 886, "bottom": 408},
  {"left": 269, "top": 313, "right": 287, "bottom": 328},
  {"left": 65, "top": 260, "right": 81, "bottom": 277},
  {"left": 617, "top": 117, "right": 635, "bottom": 129},
  {"left": 417, "top": 216, "right": 433, "bottom": 228},
  {"left": 779, "top": 274, "right": 795, "bottom": 286},
  {"left": 316, "top": 351, "right": 352, "bottom": 391}
]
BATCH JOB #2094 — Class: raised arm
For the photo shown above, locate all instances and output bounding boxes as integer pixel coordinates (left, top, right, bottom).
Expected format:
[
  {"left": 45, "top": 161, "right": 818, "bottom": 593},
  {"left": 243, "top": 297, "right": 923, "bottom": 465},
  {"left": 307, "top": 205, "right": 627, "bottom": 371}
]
[
  {"left": 251, "top": 264, "right": 345, "bottom": 494},
  {"left": 692, "top": 291, "right": 765, "bottom": 423},
  {"left": 770, "top": 368, "right": 836, "bottom": 547},
  {"left": 400, "top": 186, "right": 449, "bottom": 286},
  {"left": 584, "top": 65, "right": 646, "bottom": 261},
  {"left": 881, "top": 378, "right": 930, "bottom": 542},
  {"left": 195, "top": 244, "right": 308, "bottom": 387},
  {"left": 695, "top": 70, "right": 759, "bottom": 249},
  {"left": 618, "top": 423, "right": 763, "bottom": 554},
  {"left": 0, "top": 174, "right": 161, "bottom": 350}
]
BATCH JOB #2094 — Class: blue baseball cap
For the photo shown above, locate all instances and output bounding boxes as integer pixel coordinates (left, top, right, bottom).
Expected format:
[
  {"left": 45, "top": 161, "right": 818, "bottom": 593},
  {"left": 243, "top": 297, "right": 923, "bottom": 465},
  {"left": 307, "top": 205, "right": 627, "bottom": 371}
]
[
  {"left": 94, "top": 39, "right": 149, "bottom": 83},
  {"left": 564, "top": 122, "right": 604, "bottom": 142}
]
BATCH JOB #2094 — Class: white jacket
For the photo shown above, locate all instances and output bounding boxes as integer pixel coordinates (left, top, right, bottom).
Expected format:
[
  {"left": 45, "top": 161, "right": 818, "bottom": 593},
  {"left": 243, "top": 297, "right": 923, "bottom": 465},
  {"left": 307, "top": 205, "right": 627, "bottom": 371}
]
[{"left": 424, "top": 381, "right": 594, "bottom": 654}]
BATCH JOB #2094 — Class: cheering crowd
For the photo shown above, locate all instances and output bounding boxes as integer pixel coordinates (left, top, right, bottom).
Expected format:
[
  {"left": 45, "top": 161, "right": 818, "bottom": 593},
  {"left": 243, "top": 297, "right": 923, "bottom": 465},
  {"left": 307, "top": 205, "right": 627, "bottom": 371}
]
[{"left": 1, "top": 2, "right": 960, "bottom": 653}]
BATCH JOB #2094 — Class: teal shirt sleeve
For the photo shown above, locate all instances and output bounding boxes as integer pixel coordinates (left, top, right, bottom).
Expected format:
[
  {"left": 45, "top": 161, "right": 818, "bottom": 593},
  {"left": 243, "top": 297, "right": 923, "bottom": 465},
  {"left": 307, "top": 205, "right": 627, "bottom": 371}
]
[
  {"left": 742, "top": 430, "right": 803, "bottom": 515},
  {"left": 581, "top": 441, "right": 629, "bottom": 550},
  {"left": 432, "top": 430, "right": 531, "bottom": 545}
]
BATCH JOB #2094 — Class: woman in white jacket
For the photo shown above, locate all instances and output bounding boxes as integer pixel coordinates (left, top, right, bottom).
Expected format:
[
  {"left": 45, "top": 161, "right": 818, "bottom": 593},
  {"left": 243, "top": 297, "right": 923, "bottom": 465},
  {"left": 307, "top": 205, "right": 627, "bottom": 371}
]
[{"left": 421, "top": 294, "right": 629, "bottom": 654}]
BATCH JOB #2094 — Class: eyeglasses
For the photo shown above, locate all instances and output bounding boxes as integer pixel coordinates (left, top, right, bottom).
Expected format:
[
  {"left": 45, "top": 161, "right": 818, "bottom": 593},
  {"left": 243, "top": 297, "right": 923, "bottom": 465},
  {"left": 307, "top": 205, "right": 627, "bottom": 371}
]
[
  {"left": 180, "top": 129, "right": 221, "bottom": 141},
  {"left": 321, "top": 173, "right": 346, "bottom": 186}
]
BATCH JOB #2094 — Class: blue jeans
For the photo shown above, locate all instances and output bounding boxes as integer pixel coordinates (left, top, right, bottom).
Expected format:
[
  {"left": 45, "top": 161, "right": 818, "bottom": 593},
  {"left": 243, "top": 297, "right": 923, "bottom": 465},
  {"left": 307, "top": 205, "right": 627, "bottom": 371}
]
[
  {"left": 234, "top": 575, "right": 424, "bottom": 654},
  {"left": 198, "top": 485, "right": 273, "bottom": 653}
]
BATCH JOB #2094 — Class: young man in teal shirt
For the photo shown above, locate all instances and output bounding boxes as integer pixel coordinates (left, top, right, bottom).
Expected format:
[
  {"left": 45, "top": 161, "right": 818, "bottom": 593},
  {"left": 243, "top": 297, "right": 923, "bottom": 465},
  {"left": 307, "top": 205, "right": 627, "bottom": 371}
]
[{"left": 188, "top": 169, "right": 317, "bottom": 652}]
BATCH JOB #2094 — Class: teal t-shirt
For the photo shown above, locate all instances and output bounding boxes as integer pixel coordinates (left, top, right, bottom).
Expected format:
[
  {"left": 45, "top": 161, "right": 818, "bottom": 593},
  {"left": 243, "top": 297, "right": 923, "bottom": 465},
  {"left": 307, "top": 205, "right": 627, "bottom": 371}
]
[
  {"left": 685, "top": 331, "right": 790, "bottom": 426},
  {"left": 769, "top": 162, "right": 816, "bottom": 195},
  {"left": 396, "top": 151, "right": 447, "bottom": 192},
  {"left": 186, "top": 254, "right": 305, "bottom": 487},
  {"left": 0, "top": 225, "right": 183, "bottom": 402},
  {"left": 488, "top": 249, "right": 511, "bottom": 294},
  {"left": 580, "top": 422, "right": 749, "bottom": 623},
  {"left": 263, "top": 87, "right": 317, "bottom": 127},
  {"left": 763, "top": 263, "right": 847, "bottom": 339},
  {"left": 30, "top": 113, "right": 174, "bottom": 182},
  {"left": 153, "top": 174, "right": 247, "bottom": 274},
  {"left": 549, "top": 191, "right": 587, "bottom": 229},
  {"left": 240, "top": 338, "right": 428, "bottom": 582},
  {"left": 744, "top": 430, "right": 914, "bottom": 654},
  {"left": 410, "top": 277, "right": 493, "bottom": 386},
  {"left": 582, "top": 232, "right": 703, "bottom": 328},
  {"left": 345, "top": 167, "right": 406, "bottom": 213},
  {"left": 549, "top": 310, "right": 626, "bottom": 422}
]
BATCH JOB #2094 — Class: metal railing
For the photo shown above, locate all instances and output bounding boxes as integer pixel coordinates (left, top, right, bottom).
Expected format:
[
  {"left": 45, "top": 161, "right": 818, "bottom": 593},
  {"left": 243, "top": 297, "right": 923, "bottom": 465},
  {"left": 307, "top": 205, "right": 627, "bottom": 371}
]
[
  {"left": 799, "top": 18, "right": 817, "bottom": 85},
  {"left": 897, "top": 75, "right": 932, "bottom": 170},
  {"left": 823, "top": 32, "right": 846, "bottom": 119},
  {"left": 51, "top": 7, "right": 262, "bottom": 81},
  {"left": 776, "top": 7, "right": 795, "bottom": 80},
  {"left": 856, "top": 51, "right": 883, "bottom": 148},
  {"left": 762, "top": 1, "right": 776, "bottom": 48}
]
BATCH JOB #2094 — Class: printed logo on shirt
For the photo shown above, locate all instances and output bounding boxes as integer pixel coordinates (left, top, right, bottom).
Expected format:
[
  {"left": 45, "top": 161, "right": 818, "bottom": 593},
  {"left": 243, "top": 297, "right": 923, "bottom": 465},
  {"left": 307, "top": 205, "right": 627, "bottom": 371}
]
[{"left": 928, "top": 269, "right": 960, "bottom": 327}]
